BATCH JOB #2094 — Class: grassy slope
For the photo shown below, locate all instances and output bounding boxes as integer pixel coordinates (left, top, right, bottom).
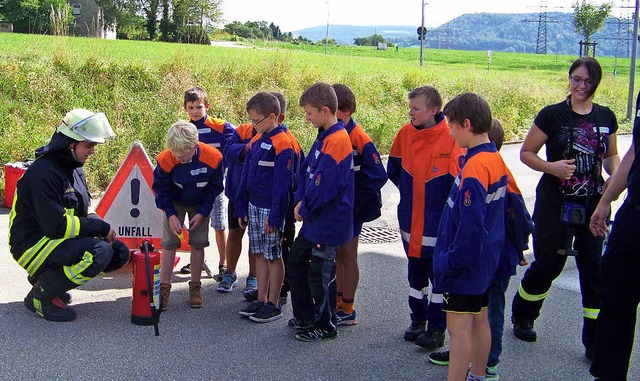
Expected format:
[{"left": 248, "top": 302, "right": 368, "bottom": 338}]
[{"left": 0, "top": 34, "right": 633, "bottom": 190}]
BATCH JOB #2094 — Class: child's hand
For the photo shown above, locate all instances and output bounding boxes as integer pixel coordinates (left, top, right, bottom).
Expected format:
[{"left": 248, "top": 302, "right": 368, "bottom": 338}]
[
  {"left": 294, "top": 201, "right": 304, "bottom": 222},
  {"left": 168, "top": 215, "right": 182, "bottom": 236},
  {"left": 264, "top": 219, "right": 276, "bottom": 233},
  {"left": 189, "top": 213, "right": 204, "bottom": 231},
  {"left": 238, "top": 217, "right": 247, "bottom": 229}
]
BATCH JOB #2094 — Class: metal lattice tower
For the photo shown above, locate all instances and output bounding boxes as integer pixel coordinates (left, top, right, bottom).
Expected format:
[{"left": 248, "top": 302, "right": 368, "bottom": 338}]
[{"left": 536, "top": 0, "right": 548, "bottom": 54}]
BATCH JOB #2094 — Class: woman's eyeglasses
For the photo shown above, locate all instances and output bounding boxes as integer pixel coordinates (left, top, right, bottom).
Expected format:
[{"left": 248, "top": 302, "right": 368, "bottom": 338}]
[{"left": 570, "top": 76, "right": 594, "bottom": 88}]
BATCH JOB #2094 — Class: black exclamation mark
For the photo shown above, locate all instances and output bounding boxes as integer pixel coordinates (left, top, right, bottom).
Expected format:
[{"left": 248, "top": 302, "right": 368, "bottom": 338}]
[{"left": 130, "top": 178, "right": 140, "bottom": 218}]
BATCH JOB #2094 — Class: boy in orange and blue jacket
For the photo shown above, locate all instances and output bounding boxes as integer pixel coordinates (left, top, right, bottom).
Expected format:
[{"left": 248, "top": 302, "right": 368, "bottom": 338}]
[
  {"left": 387, "top": 85, "right": 465, "bottom": 349},
  {"left": 289, "top": 82, "right": 355, "bottom": 342},
  {"left": 332, "top": 83, "right": 388, "bottom": 326},
  {"left": 234, "top": 92, "right": 295, "bottom": 323},
  {"left": 153, "top": 120, "right": 224, "bottom": 310},
  {"left": 182, "top": 87, "right": 236, "bottom": 282}
]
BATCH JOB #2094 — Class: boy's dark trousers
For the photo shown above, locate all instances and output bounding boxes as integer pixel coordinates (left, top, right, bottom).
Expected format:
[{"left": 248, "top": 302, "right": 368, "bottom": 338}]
[
  {"left": 280, "top": 210, "right": 296, "bottom": 297},
  {"left": 288, "top": 235, "right": 338, "bottom": 330}
]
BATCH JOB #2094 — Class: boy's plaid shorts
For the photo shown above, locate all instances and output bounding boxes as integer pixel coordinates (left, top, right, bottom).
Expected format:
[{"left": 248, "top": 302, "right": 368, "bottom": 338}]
[{"left": 248, "top": 203, "right": 283, "bottom": 260}]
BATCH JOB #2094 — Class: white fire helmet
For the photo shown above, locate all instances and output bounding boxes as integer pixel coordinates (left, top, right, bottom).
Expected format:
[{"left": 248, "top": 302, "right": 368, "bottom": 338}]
[{"left": 56, "top": 109, "right": 116, "bottom": 143}]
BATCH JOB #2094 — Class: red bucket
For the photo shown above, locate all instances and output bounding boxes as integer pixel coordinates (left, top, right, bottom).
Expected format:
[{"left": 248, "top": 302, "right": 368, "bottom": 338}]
[{"left": 4, "top": 162, "right": 28, "bottom": 208}]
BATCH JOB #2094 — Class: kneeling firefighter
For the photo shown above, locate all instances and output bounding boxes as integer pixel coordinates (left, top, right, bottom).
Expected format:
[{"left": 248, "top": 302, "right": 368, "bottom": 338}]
[{"left": 9, "top": 109, "right": 130, "bottom": 322}]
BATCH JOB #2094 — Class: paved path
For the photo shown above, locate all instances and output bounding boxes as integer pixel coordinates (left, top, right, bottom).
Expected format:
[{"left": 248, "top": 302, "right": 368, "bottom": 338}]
[{"left": 0, "top": 136, "right": 637, "bottom": 380}]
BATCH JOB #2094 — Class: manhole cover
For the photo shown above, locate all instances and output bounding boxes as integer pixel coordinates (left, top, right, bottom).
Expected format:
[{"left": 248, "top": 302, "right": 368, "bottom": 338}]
[{"left": 359, "top": 226, "right": 400, "bottom": 244}]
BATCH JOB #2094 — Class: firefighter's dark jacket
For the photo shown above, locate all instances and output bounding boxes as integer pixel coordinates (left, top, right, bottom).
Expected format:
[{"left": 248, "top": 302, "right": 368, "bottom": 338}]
[{"left": 9, "top": 132, "right": 111, "bottom": 261}]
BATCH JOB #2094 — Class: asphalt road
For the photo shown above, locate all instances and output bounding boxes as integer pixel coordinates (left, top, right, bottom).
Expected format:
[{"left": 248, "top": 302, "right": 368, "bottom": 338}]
[{"left": 0, "top": 135, "right": 638, "bottom": 381}]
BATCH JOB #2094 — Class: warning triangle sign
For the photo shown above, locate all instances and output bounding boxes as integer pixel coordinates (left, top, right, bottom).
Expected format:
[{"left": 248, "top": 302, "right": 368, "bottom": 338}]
[{"left": 95, "top": 141, "right": 190, "bottom": 251}]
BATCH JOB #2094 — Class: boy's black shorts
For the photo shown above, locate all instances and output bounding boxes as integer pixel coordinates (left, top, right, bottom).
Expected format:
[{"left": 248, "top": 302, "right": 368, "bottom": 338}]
[{"left": 442, "top": 291, "right": 489, "bottom": 314}]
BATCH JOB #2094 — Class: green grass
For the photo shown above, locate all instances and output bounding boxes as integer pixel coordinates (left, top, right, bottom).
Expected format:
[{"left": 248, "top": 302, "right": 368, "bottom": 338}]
[{"left": 0, "top": 33, "right": 634, "bottom": 192}]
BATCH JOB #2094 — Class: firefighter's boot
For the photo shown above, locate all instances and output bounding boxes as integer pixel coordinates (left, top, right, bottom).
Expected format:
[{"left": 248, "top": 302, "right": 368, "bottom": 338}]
[{"left": 24, "top": 282, "right": 76, "bottom": 322}]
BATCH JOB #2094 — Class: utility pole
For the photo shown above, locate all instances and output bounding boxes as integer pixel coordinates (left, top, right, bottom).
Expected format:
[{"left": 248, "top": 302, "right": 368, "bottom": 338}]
[
  {"left": 536, "top": 0, "right": 548, "bottom": 54},
  {"left": 420, "top": 1, "right": 425, "bottom": 66},
  {"left": 627, "top": 0, "right": 639, "bottom": 120},
  {"left": 324, "top": 1, "right": 330, "bottom": 55}
]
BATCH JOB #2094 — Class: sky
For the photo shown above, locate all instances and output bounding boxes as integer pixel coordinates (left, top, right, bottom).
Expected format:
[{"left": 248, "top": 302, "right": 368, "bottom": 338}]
[{"left": 220, "top": 0, "right": 628, "bottom": 32}]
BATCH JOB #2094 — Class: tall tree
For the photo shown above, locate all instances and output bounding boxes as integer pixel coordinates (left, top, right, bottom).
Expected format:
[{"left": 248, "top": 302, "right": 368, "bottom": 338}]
[
  {"left": 572, "top": 0, "right": 612, "bottom": 56},
  {"left": 159, "top": 0, "right": 172, "bottom": 41},
  {"left": 143, "top": 0, "right": 159, "bottom": 40}
]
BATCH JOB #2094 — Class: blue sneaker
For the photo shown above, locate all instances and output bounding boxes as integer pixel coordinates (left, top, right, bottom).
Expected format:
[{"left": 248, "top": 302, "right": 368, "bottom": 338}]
[
  {"left": 243, "top": 275, "right": 258, "bottom": 301},
  {"left": 485, "top": 365, "right": 500, "bottom": 381},
  {"left": 336, "top": 308, "right": 357, "bottom": 326},
  {"left": 217, "top": 272, "right": 237, "bottom": 293}
]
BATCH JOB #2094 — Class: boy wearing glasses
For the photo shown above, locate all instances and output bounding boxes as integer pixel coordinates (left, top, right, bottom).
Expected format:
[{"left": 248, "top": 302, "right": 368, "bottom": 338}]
[
  {"left": 234, "top": 92, "right": 296, "bottom": 322},
  {"left": 153, "top": 120, "right": 224, "bottom": 310}
]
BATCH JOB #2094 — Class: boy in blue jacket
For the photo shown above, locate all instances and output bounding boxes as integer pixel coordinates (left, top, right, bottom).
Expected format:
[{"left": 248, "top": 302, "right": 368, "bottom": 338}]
[
  {"left": 217, "top": 120, "right": 256, "bottom": 294},
  {"left": 332, "top": 83, "right": 388, "bottom": 326},
  {"left": 182, "top": 87, "right": 236, "bottom": 283},
  {"left": 289, "top": 82, "right": 355, "bottom": 342},
  {"left": 434, "top": 93, "right": 529, "bottom": 381},
  {"left": 153, "top": 120, "right": 224, "bottom": 310},
  {"left": 234, "top": 92, "right": 295, "bottom": 323},
  {"left": 428, "top": 118, "right": 533, "bottom": 381}
]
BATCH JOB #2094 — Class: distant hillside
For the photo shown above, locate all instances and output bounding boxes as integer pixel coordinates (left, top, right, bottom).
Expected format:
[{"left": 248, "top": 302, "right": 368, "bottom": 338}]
[{"left": 295, "top": 12, "right": 635, "bottom": 57}]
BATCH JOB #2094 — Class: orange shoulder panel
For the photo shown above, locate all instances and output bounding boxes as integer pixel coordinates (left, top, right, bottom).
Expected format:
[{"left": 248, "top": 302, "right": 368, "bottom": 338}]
[
  {"left": 271, "top": 130, "right": 295, "bottom": 154},
  {"left": 197, "top": 142, "right": 223, "bottom": 169},
  {"left": 248, "top": 133, "right": 261, "bottom": 150},
  {"left": 460, "top": 152, "right": 507, "bottom": 191},
  {"left": 388, "top": 123, "right": 413, "bottom": 157},
  {"left": 237, "top": 123, "right": 255, "bottom": 140},
  {"left": 350, "top": 124, "right": 373, "bottom": 154},
  {"left": 204, "top": 116, "right": 226, "bottom": 133},
  {"left": 285, "top": 129, "right": 302, "bottom": 155},
  {"left": 157, "top": 149, "right": 178, "bottom": 172},
  {"left": 322, "top": 129, "right": 353, "bottom": 164}
]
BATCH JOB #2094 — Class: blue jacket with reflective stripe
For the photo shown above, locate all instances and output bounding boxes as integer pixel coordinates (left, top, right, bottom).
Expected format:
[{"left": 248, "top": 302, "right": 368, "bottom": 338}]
[
  {"left": 295, "top": 121, "right": 355, "bottom": 246},
  {"left": 434, "top": 142, "right": 531, "bottom": 294},
  {"left": 234, "top": 126, "right": 295, "bottom": 228},
  {"left": 153, "top": 142, "right": 224, "bottom": 218},
  {"left": 345, "top": 118, "right": 388, "bottom": 223},
  {"left": 191, "top": 115, "right": 236, "bottom": 168}
]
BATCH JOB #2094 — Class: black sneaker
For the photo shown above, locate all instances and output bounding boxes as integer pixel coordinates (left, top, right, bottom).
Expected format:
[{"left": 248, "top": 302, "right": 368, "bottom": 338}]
[
  {"left": 428, "top": 350, "right": 450, "bottom": 366},
  {"left": 24, "top": 288, "right": 76, "bottom": 322},
  {"left": 513, "top": 319, "right": 537, "bottom": 342},
  {"left": 295, "top": 326, "right": 338, "bottom": 342},
  {"left": 404, "top": 320, "right": 426, "bottom": 341},
  {"left": 288, "top": 318, "right": 313, "bottom": 330},
  {"left": 180, "top": 263, "right": 191, "bottom": 274},
  {"left": 239, "top": 300, "right": 264, "bottom": 317},
  {"left": 415, "top": 329, "right": 445, "bottom": 350},
  {"left": 249, "top": 302, "right": 282, "bottom": 323}
]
